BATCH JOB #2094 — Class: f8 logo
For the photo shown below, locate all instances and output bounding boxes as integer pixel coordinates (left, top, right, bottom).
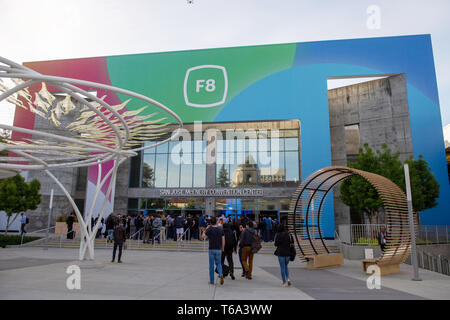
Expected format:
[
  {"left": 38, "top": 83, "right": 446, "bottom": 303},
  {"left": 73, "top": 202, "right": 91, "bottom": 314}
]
[{"left": 184, "top": 65, "right": 228, "bottom": 108}]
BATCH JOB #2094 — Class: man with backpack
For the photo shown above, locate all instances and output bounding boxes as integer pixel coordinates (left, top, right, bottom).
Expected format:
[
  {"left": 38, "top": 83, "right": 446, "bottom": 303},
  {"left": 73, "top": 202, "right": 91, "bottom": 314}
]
[
  {"left": 152, "top": 214, "right": 162, "bottom": 244},
  {"left": 175, "top": 214, "right": 186, "bottom": 242},
  {"left": 20, "top": 212, "right": 29, "bottom": 236},
  {"left": 143, "top": 215, "right": 153, "bottom": 244},
  {"left": 222, "top": 223, "right": 238, "bottom": 280},
  {"left": 105, "top": 213, "right": 115, "bottom": 243},
  {"left": 239, "top": 221, "right": 260, "bottom": 280}
]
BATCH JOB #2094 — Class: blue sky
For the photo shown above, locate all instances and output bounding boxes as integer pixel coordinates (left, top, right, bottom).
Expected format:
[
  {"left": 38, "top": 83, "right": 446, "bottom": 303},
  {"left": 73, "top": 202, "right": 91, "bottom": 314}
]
[{"left": 1, "top": 0, "right": 449, "bottom": 135}]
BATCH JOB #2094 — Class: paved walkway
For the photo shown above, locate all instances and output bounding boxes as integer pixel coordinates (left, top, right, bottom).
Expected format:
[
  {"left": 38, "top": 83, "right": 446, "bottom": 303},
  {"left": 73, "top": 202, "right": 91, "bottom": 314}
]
[{"left": 0, "top": 247, "right": 448, "bottom": 300}]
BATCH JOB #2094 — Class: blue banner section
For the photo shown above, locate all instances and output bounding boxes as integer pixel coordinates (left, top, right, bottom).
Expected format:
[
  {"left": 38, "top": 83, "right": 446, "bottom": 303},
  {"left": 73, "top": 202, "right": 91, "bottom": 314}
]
[{"left": 217, "top": 35, "right": 449, "bottom": 230}]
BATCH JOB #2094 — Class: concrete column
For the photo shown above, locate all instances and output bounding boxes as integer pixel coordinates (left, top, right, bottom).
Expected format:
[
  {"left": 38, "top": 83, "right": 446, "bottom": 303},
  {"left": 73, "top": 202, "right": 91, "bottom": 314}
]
[{"left": 204, "top": 127, "right": 217, "bottom": 216}]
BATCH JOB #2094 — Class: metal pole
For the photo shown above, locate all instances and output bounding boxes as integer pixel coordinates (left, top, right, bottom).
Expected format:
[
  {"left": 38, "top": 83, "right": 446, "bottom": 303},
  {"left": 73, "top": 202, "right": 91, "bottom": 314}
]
[
  {"left": 44, "top": 189, "right": 54, "bottom": 250},
  {"left": 404, "top": 164, "right": 421, "bottom": 281}
]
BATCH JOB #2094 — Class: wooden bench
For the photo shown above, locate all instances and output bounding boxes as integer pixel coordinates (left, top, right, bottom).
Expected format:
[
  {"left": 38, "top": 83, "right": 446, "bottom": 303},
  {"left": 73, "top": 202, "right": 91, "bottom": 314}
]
[
  {"left": 361, "top": 259, "right": 400, "bottom": 275},
  {"left": 305, "top": 253, "right": 344, "bottom": 269}
]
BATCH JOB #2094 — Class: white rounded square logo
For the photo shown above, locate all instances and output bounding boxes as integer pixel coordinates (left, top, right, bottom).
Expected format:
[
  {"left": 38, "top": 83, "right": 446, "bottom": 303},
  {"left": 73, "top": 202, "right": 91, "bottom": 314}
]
[{"left": 183, "top": 65, "right": 228, "bottom": 108}]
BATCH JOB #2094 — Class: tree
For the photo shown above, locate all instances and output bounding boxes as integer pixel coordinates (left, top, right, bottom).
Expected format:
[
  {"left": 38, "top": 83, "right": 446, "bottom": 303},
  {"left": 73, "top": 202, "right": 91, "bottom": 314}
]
[
  {"left": 0, "top": 129, "right": 11, "bottom": 157},
  {"left": 339, "top": 143, "right": 439, "bottom": 224},
  {"left": 403, "top": 156, "right": 440, "bottom": 216},
  {"left": 0, "top": 174, "right": 41, "bottom": 234},
  {"left": 217, "top": 164, "right": 229, "bottom": 187},
  {"left": 142, "top": 163, "right": 154, "bottom": 187}
]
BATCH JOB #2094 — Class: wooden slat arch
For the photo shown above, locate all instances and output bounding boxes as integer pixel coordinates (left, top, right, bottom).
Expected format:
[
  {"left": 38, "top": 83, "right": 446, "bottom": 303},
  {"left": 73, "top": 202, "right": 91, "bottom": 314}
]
[{"left": 288, "top": 166, "right": 412, "bottom": 267}]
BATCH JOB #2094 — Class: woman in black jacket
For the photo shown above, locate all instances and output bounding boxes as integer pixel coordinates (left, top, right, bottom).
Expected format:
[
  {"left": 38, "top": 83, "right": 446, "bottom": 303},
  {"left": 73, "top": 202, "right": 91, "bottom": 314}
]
[{"left": 274, "top": 224, "right": 292, "bottom": 287}]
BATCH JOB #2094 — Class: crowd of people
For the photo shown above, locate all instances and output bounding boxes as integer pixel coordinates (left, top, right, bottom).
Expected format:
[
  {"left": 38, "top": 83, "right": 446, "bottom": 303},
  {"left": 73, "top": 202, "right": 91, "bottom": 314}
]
[
  {"left": 202, "top": 215, "right": 295, "bottom": 287},
  {"left": 65, "top": 211, "right": 294, "bottom": 286}
]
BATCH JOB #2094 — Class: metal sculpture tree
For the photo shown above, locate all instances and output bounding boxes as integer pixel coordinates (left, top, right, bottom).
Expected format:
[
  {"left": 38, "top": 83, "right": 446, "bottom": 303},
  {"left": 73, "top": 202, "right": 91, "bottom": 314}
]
[{"left": 0, "top": 56, "right": 182, "bottom": 260}]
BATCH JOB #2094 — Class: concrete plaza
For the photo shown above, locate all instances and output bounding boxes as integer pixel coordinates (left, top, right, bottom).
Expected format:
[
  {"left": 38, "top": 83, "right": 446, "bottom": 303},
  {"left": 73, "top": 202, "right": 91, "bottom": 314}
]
[{"left": 0, "top": 246, "right": 449, "bottom": 300}]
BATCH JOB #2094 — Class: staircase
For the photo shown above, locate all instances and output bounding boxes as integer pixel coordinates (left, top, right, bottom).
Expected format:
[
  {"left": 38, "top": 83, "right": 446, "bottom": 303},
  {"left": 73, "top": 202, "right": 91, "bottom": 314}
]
[
  {"left": 25, "top": 235, "right": 341, "bottom": 255},
  {"left": 25, "top": 236, "right": 278, "bottom": 254}
]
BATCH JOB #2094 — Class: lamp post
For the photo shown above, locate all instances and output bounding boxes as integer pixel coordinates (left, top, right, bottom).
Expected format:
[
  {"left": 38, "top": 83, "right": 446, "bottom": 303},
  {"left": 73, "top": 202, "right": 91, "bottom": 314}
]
[
  {"left": 44, "top": 189, "right": 53, "bottom": 250},
  {"left": 404, "top": 164, "right": 421, "bottom": 281}
]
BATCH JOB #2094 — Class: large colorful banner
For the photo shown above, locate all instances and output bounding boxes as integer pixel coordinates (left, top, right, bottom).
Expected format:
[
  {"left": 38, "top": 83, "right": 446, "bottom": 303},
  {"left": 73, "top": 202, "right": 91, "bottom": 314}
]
[{"left": 17, "top": 35, "right": 450, "bottom": 236}]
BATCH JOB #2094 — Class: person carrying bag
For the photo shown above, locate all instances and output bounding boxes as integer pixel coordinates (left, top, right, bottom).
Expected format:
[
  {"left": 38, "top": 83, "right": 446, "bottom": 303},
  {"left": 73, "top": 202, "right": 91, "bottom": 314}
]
[{"left": 274, "top": 224, "right": 294, "bottom": 287}]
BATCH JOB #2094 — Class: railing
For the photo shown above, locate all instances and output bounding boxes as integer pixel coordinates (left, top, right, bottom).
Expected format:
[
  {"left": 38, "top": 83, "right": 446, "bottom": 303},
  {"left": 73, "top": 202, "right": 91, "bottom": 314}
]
[
  {"left": 417, "top": 252, "right": 450, "bottom": 276},
  {"left": 350, "top": 224, "right": 385, "bottom": 246},
  {"left": 417, "top": 225, "right": 450, "bottom": 245},
  {"left": 20, "top": 226, "right": 56, "bottom": 246}
]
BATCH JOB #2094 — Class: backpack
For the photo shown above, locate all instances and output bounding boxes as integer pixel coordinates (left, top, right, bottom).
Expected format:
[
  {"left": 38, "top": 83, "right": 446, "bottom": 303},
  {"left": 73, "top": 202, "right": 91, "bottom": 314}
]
[
  {"left": 251, "top": 232, "right": 262, "bottom": 253},
  {"left": 224, "top": 229, "right": 235, "bottom": 251},
  {"left": 26, "top": 217, "right": 29, "bottom": 224},
  {"left": 175, "top": 217, "right": 184, "bottom": 228},
  {"left": 153, "top": 218, "right": 161, "bottom": 229}
]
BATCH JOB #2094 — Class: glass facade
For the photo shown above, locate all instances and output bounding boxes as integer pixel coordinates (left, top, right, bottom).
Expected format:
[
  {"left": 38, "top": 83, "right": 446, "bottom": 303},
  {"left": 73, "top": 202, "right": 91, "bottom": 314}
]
[
  {"left": 127, "top": 198, "right": 205, "bottom": 216},
  {"left": 216, "top": 129, "right": 300, "bottom": 188},
  {"left": 128, "top": 197, "right": 291, "bottom": 217},
  {"left": 129, "top": 125, "right": 300, "bottom": 189},
  {"left": 129, "top": 134, "right": 207, "bottom": 188}
]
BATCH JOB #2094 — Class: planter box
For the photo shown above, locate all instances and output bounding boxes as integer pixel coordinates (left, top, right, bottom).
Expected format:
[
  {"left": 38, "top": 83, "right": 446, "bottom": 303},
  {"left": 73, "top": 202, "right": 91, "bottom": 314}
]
[{"left": 55, "top": 222, "right": 80, "bottom": 235}]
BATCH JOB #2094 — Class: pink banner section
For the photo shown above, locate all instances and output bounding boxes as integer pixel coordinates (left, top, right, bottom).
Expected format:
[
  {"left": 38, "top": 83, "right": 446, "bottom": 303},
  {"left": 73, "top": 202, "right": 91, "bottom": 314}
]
[{"left": 16, "top": 57, "right": 124, "bottom": 208}]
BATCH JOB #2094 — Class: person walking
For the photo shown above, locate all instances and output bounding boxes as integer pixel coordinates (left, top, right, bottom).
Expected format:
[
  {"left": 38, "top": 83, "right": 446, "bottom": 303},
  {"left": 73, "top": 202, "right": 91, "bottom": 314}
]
[
  {"left": 160, "top": 213, "right": 167, "bottom": 241},
  {"left": 222, "top": 223, "right": 238, "bottom": 280},
  {"left": 198, "top": 214, "right": 207, "bottom": 241},
  {"left": 125, "top": 216, "right": 131, "bottom": 238},
  {"left": 237, "top": 224, "right": 246, "bottom": 277},
  {"left": 274, "top": 224, "right": 293, "bottom": 287},
  {"left": 66, "top": 212, "right": 75, "bottom": 239},
  {"left": 152, "top": 214, "right": 162, "bottom": 244},
  {"left": 20, "top": 212, "right": 28, "bottom": 236},
  {"left": 202, "top": 217, "right": 225, "bottom": 285},
  {"left": 143, "top": 215, "right": 153, "bottom": 244},
  {"left": 186, "top": 214, "right": 194, "bottom": 240},
  {"left": 112, "top": 221, "right": 127, "bottom": 263},
  {"left": 175, "top": 214, "right": 186, "bottom": 242},
  {"left": 134, "top": 215, "right": 144, "bottom": 240},
  {"left": 239, "top": 221, "right": 256, "bottom": 280},
  {"left": 264, "top": 216, "right": 271, "bottom": 242},
  {"left": 167, "top": 215, "right": 175, "bottom": 241},
  {"left": 105, "top": 213, "right": 115, "bottom": 243}
]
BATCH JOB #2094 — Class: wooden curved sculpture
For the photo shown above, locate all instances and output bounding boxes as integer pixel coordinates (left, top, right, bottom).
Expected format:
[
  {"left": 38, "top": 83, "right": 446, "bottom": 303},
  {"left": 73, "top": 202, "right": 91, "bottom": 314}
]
[{"left": 288, "top": 166, "right": 413, "bottom": 274}]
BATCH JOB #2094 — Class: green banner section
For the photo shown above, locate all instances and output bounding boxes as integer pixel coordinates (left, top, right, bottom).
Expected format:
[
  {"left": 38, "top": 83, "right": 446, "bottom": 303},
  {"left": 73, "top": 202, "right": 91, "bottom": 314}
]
[{"left": 106, "top": 43, "right": 296, "bottom": 123}]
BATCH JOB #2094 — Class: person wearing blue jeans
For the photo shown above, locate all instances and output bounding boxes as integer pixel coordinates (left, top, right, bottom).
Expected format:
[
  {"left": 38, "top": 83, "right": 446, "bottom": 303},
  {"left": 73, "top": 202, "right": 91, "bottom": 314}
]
[
  {"left": 238, "top": 224, "right": 245, "bottom": 276},
  {"left": 202, "top": 217, "right": 225, "bottom": 285},
  {"left": 278, "top": 256, "right": 290, "bottom": 284},
  {"left": 274, "top": 224, "right": 292, "bottom": 287}
]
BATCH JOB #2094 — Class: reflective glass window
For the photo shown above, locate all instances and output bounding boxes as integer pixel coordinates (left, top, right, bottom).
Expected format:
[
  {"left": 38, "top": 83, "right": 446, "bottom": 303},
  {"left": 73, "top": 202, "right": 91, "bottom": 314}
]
[
  {"left": 142, "top": 154, "right": 155, "bottom": 187},
  {"left": 154, "top": 154, "right": 168, "bottom": 187},
  {"left": 285, "top": 151, "right": 299, "bottom": 186}
]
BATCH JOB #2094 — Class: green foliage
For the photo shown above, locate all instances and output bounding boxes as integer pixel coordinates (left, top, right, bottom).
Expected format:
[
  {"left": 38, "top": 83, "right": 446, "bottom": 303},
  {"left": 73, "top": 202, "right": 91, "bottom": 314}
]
[
  {"left": 0, "top": 129, "right": 11, "bottom": 157},
  {"left": 340, "top": 143, "right": 440, "bottom": 223},
  {"left": 56, "top": 216, "right": 78, "bottom": 223},
  {"left": 403, "top": 156, "right": 440, "bottom": 212},
  {"left": 0, "top": 235, "right": 40, "bottom": 248},
  {"left": 142, "top": 163, "right": 154, "bottom": 187},
  {"left": 0, "top": 174, "right": 41, "bottom": 216},
  {"left": 217, "top": 164, "right": 229, "bottom": 187},
  {"left": 186, "top": 200, "right": 196, "bottom": 209}
]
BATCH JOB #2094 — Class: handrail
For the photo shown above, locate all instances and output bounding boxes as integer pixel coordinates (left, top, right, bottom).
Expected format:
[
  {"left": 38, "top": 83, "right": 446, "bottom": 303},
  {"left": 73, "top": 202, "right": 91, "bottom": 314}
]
[
  {"left": 20, "top": 226, "right": 56, "bottom": 246},
  {"left": 129, "top": 227, "right": 144, "bottom": 240},
  {"left": 181, "top": 227, "right": 191, "bottom": 240}
]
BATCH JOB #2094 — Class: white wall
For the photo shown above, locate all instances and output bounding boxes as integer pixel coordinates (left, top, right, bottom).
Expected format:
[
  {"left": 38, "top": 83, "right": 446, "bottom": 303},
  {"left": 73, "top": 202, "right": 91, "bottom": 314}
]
[{"left": 0, "top": 211, "right": 21, "bottom": 232}]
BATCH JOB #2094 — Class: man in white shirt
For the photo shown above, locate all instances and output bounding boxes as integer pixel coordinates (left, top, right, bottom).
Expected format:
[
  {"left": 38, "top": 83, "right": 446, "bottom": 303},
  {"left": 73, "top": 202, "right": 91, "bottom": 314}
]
[{"left": 20, "top": 213, "right": 28, "bottom": 235}]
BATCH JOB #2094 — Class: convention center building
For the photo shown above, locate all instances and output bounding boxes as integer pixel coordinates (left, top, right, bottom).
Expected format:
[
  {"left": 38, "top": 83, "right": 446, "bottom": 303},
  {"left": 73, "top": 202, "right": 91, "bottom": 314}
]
[{"left": 10, "top": 34, "right": 450, "bottom": 237}]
